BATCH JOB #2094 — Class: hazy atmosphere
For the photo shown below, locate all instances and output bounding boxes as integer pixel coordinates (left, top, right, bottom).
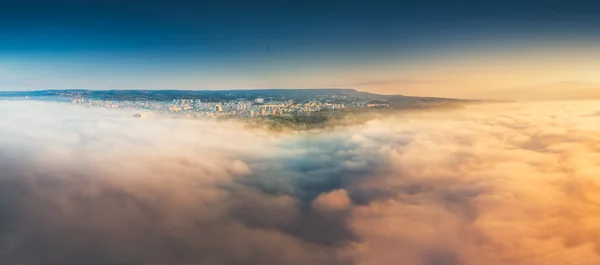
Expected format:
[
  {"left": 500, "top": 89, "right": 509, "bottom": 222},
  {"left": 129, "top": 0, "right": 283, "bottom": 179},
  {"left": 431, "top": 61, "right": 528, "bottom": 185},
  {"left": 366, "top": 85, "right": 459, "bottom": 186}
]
[
  {"left": 2, "top": 100, "right": 600, "bottom": 265},
  {"left": 2, "top": 0, "right": 600, "bottom": 264},
  {"left": 2, "top": 0, "right": 600, "bottom": 99}
]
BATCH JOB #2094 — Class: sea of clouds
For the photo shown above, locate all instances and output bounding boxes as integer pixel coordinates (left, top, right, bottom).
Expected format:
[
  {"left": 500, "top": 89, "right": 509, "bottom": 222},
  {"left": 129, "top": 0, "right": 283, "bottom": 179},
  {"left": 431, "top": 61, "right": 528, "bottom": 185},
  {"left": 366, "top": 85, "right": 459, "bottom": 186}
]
[{"left": 1, "top": 100, "right": 600, "bottom": 265}]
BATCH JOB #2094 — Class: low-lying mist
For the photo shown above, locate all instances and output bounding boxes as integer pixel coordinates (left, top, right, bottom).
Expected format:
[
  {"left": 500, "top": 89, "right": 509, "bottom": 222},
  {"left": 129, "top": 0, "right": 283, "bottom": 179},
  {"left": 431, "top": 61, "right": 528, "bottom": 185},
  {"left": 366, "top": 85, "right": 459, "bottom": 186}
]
[{"left": 1, "top": 100, "right": 600, "bottom": 265}]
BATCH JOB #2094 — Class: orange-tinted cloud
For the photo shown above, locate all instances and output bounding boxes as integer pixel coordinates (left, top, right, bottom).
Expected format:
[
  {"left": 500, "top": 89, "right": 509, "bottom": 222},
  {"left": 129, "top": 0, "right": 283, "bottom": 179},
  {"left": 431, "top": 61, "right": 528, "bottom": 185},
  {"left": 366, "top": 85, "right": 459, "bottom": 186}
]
[{"left": 2, "top": 100, "right": 600, "bottom": 265}]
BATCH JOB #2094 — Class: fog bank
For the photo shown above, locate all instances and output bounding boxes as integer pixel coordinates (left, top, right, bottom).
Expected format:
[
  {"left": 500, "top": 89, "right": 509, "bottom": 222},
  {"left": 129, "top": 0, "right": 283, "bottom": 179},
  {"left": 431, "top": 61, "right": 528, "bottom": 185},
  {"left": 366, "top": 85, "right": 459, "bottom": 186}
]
[{"left": 1, "top": 101, "right": 600, "bottom": 265}]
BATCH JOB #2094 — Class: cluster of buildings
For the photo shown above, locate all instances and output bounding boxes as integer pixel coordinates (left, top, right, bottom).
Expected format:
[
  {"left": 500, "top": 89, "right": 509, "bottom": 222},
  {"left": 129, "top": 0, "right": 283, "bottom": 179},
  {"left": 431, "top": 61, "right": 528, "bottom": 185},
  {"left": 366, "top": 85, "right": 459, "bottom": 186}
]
[{"left": 70, "top": 97, "right": 371, "bottom": 118}]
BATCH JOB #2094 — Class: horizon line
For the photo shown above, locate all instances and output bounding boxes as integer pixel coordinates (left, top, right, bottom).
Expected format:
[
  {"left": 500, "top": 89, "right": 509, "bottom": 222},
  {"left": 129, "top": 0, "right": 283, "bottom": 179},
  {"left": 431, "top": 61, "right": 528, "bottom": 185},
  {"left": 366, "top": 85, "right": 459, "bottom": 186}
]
[{"left": 0, "top": 87, "right": 366, "bottom": 92}]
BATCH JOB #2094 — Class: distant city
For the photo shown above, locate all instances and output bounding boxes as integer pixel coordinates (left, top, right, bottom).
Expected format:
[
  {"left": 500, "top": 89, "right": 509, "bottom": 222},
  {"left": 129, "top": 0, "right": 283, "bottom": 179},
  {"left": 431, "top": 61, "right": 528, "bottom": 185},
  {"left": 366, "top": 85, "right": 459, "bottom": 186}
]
[{"left": 0, "top": 89, "right": 469, "bottom": 119}]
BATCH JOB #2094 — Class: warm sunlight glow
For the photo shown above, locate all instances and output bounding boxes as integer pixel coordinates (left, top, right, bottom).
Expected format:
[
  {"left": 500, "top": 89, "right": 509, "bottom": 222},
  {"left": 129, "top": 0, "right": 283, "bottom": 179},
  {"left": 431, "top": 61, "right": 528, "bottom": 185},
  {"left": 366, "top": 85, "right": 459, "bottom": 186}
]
[{"left": 2, "top": 1, "right": 600, "bottom": 265}]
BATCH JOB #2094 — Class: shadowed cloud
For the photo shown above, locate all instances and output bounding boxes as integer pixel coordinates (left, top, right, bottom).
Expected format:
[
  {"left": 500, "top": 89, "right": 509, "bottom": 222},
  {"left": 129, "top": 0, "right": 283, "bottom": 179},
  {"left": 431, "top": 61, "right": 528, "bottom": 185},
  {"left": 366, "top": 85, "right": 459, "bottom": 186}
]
[{"left": 1, "top": 100, "right": 600, "bottom": 265}]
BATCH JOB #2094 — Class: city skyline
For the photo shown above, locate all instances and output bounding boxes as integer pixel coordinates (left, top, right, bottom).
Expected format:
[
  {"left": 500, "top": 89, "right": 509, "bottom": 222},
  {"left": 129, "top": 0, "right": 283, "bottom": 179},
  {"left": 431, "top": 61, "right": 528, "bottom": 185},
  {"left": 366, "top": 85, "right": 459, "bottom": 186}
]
[{"left": 0, "top": 88, "right": 449, "bottom": 120}]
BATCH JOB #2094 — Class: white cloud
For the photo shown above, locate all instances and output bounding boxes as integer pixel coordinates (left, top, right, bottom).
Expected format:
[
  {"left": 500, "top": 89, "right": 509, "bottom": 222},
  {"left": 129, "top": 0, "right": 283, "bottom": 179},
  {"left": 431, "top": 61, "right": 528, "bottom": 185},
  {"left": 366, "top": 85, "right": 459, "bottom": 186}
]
[{"left": 2, "top": 100, "right": 600, "bottom": 265}]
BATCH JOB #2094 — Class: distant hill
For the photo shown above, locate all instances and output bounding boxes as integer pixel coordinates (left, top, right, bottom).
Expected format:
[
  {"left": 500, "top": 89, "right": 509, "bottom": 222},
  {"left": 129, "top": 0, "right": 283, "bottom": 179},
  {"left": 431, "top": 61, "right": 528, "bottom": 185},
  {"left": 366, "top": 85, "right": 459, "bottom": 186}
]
[
  {"left": 0, "top": 88, "right": 474, "bottom": 106},
  {"left": 0, "top": 88, "right": 358, "bottom": 98}
]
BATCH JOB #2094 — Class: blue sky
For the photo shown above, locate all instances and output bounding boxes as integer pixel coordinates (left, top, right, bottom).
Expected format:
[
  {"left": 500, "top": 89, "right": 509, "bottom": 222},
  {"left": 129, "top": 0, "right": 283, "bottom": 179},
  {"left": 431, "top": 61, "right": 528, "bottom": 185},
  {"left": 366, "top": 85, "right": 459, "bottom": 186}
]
[{"left": 1, "top": 0, "right": 600, "bottom": 97}]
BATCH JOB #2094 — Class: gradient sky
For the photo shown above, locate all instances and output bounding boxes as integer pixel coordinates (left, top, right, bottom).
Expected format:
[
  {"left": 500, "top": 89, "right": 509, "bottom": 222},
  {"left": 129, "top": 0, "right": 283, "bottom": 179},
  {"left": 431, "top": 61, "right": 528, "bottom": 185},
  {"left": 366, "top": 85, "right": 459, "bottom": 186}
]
[{"left": 2, "top": 0, "right": 600, "bottom": 99}]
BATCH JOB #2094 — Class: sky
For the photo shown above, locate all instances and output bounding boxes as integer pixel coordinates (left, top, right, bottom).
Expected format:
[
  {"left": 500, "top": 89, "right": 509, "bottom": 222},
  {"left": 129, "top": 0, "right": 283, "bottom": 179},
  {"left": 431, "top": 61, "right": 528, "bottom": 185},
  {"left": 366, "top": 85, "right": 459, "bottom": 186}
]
[{"left": 2, "top": 0, "right": 600, "bottom": 99}]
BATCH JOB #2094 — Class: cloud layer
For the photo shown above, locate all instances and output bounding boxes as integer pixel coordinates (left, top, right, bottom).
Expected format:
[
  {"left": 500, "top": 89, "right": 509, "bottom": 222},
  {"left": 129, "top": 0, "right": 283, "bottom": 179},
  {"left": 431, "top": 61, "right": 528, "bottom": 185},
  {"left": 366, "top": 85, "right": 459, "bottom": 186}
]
[{"left": 1, "top": 100, "right": 600, "bottom": 265}]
